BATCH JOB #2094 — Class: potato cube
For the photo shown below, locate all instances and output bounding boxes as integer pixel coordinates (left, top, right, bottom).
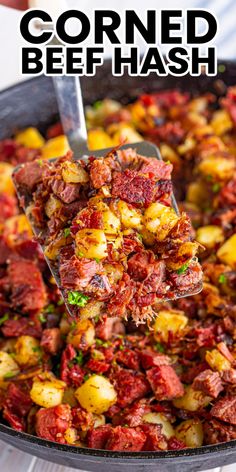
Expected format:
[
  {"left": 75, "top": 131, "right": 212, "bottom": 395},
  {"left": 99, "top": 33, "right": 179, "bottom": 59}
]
[
  {"left": 102, "top": 207, "right": 121, "bottom": 235},
  {"left": 41, "top": 135, "right": 70, "bottom": 160},
  {"left": 142, "top": 412, "right": 174, "bottom": 439},
  {"left": 75, "top": 374, "right": 117, "bottom": 414},
  {"left": 45, "top": 194, "right": 62, "bottom": 218},
  {"left": 62, "top": 161, "right": 89, "bottom": 184},
  {"left": 217, "top": 234, "right": 236, "bottom": 268},
  {"left": 144, "top": 202, "right": 179, "bottom": 241},
  {"left": 15, "top": 335, "right": 41, "bottom": 367},
  {"left": 79, "top": 301, "right": 104, "bottom": 320},
  {"left": 44, "top": 235, "right": 68, "bottom": 260},
  {"left": 30, "top": 375, "right": 66, "bottom": 408},
  {"left": 186, "top": 181, "right": 209, "bottom": 206},
  {"left": 205, "top": 349, "right": 231, "bottom": 372},
  {"left": 210, "top": 110, "right": 233, "bottom": 136},
  {"left": 173, "top": 386, "right": 211, "bottom": 411},
  {"left": 175, "top": 419, "right": 203, "bottom": 448},
  {"left": 0, "top": 351, "right": 20, "bottom": 381},
  {"left": 5, "top": 214, "right": 33, "bottom": 238},
  {"left": 15, "top": 127, "right": 45, "bottom": 149},
  {"left": 111, "top": 124, "right": 143, "bottom": 145},
  {"left": 75, "top": 229, "right": 107, "bottom": 260},
  {"left": 196, "top": 225, "right": 224, "bottom": 249},
  {"left": 198, "top": 156, "right": 235, "bottom": 181},
  {"left": 154, "top": 309, "right": 188, "bottom": 343},
  {"left": 67, "top": 319, "right": 95, "bottom": 350},
  {"left": 117, "top": 200, "right": 142, "bottom": 230},
  {"left": 0, "top": 162, "right": 15, "bottom": 196},
  {"left": 88, "top": 129, "right": 113, "bottom": 150}
]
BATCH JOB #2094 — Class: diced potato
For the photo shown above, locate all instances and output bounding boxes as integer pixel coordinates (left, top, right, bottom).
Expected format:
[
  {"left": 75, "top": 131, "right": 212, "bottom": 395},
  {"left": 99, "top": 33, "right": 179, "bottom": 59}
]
[
  {"left": 4, "top": 214, "right": 33, "bottom": 238},
  {"left": 45, "top": 194, "right": 62, "bottom": 218},
  {"left": 144, "top": 202, "right": 179, "bottom": 241},
  {"left": 75, "top": 229, "right": 107, "bottom": 260},
  {"left": 30, "top": 374, "right": 66, "bottom": 408},
  {"left": 41, "top": 135, "right": 70, "bottom": 160},
  {"left": 0, "top": 162, "right": 15, "bottom": 196},
  {"left": 160, "top": 143, "right": 181, "bottom": 168},
  {"left": 75, "top": 374, "right": 117, "bottom": 414},
  {"left": 67, "top": 319, "right": 95, "bottom": 350},
  {"left": 173, "top": 386, "right": 212, "bottom": 411},
  {"left": 205, "top": 349, "right": 231, "bottom": 372},
  {"left": 178, "top": 137, "right": 196, "bottom": 155},
  {"left": 154, "top": 309, "right": 188, "bottom": 343},
  {"left": 59, "top": 315, "right": 71, "bottom": 336},
  {"left": 86, "top": 99, "right": 121, "bottom": 128},
  {"left": 44, "top": 235, "right": 68, "bottom": 260},
  {"left": 217, "top": 234, "right": 236, "bottom": 268},
  {"left": 62, "top": 387, "right": 78, "bottom": 407},
  {"left": 15, "top": 127, "right": 45, "bottom": 149},
  {"left": 0, "top": 351, "right": 20, "bottom": 381},
  {"left": 79, "top": 301, "right": 104, "bottom": 320},
  {"left": 62, "top": 161, "right": 89, "bottom": 184},
  {"left": 186, "top": 181, "right": 209, "bottom": 206},
  {"left": 106, "top": 233, "right": 123, "bottom": 250},
  {"left": 117, "top": 200, "right": 142, "bottom": 230},
  {"left": 64, "top": 427, "right": 77, "bottom": 444},
  {"left": 143, "top": 412, "right": 174, "bottom": 439},
  {"left": 198, "top": 156, "right": 235, "bottom": 181},
  {"left": 196, "top": 225, "right": 224, "bottom": 249},
  {"left": 88, "top": 129, "right": 113, "bottom": 150},
  {"left": 15, "top": 336, "right": 41, "bottom": 367},
  {"left": 93, "top": 414, "right": 106, "bottom": 428},
  {"left": 140, "top": 227, "right": 156, "bottom": 246},
  {"left": 104, "top": 263, "right": 124, "bottom": 285},
  {"left": 175, "top": 419, "right": 203, "bottom": 448},
  {"left": 102, "top": 208, "right": 121, "bottom": 235},
  {"left": 111, "top": 124, "right": 143, "bottom": 145},
  {"left": 166, "top": 242, "right": 199, "bottom": 270},
  {"left": 210, "top": 110, "right": 233, "bottom": 136}
]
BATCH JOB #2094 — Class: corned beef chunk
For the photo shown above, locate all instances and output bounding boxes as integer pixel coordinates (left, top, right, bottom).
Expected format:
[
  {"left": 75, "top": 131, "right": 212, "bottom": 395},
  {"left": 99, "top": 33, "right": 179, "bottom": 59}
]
[
  {"left": 105, "top": 426, "right": 146, "bottom": 451},
  {"left": 60, "top": 344, "right": 85, "bottom": 387},
  {"left": 3, "top": 383, "right": 32, "bottom": 432},
  {"left": 111, "top": 368, "right": 150, "bottom": 408},
  {"left": 40, "top": 328, "right": 62, "bottom": 355},
  {"left": 147, "top": 366, "right": 184, "bottom": 400},
  {"left": 36, "top": 404, "right": 71, "bottom": 443},
  {"left": 8, "top": 259, "right": 47, "bottom": 313},
  {"left": 211, "top": 397, "right": 236, "bottom": 425},
  {"left": 192, "top": 370, "right": 223, "bottom": 399}
]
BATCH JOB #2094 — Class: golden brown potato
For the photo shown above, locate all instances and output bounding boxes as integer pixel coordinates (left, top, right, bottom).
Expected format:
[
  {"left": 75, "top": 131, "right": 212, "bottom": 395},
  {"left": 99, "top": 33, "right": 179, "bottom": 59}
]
[
  {"left": 217, "top": 234, "right": 236, "bottom": 268},
  {"left": 173, "top": 386, "right": 212, "bottom": 411},
  {"left": 205, "top": 349, "right": 231, "bottom": 372},
  {"left": 41, "top": 135, "right": 70, "bottom": 160},
  {"left": 62, "top": 161, "right": 89, "bottom": 184},
  {"left": 15, "top": 127, "right": 45, "bottom": 149},
  {"left": 75, "top": 229, "right": 107, "bottom": 260},
  {"left": 117, "top": 200, "right": 142, "bottom": 230},
  {"left": 15, "top": 336, "right": 41, "bottom": 367},
  {"left": 154, "top": 309, "right": 188, "bottom": 343},
  {"left": 142, "top": 412, "right": 174, "bottom": 439},
  {"left": 210, "top": 110, "right": 233, "bottom": 136},
  {"left": 0, "top": 162, "right": 15, "bottom": 196},
  {"left": 144, "top": 202, "right": 179, "bottom": 241},
  {"left": 45, "top": 194, "right": 62, "bottom": 218},
  {"left": 196, "top": 225, "right": 224, "bottom": 249},
  {"left": 0, "top": 351, "right": 20, "bottom": 381},
  {"left": 175, "top": 419, "right": 203, "bottom": 447},
  {"left": 198, "top": 156, "right": 235, "bottom": 181},
  {"left": 75, "top": 375, "right": 117, "bottom": 414},
  {"left": 79, "top": 301, "right": 104, "bottom": 320},
  {"left": 88, "top": 129, "right": 113, "bottom": 150},
  {"left": 67, "top": 319, "right": 95, "bottom": 350},
  {"left": 30, "top": 373, "right": 66, "bottom": 408}
]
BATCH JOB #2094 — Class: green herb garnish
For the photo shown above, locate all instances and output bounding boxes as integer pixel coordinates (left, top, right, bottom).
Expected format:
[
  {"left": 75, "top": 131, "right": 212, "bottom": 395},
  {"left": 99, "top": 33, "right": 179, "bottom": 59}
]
[
  {"left": 4, "top": 372, "right": 16, "bottom": 380},
  {"left": 0, "top": 313, "right": 9, "bottom": 326},
  {"left": 96, "top": 339, "right": 109, "bottom": 348},
  {"left": 176, "top": 262, "right": 189, "bottom": 275},
  {"left": 84, "top": 373, "right": 90, "bottom": 381},
  {"left": 94, "top": 257, "right": 100, "bottom": 263},
  {"left": 219, "top": 273, "right": 227, "bottom": 284},
  {"left": 77, "top": 251, "right": 84, "bottom": 257},
  {"left": 44, "top": 304, "right": 55, "bottom": 314},
  {"left": 212, "top": 182, "right": 220, "bottom": 193},
  {"left": 64, "top": 227, "right": 71, "bottom": 238},
  {"left": 155, "top": 342, "right": 165, "bottom": 353},
  {"left": 39, "top": 313, "right": 47, "bottom": 323},
  {"left": 37, "top": 159, "right": 43, "bottom": 167},
  {"left": 75, "top": 351, "right": 84, "bottom": 366},
  {"left": 57, "top": 298, "right": 64, "bottom": 306},
  {"left": 218, "top": 64, "right": 226, "bottom": 73},
  {"left": 136, "top": 233, "right": 143, "bottom": 242},
  {"left": 94, "top": 315, "right": 100, "bottom": 324},
  {"left": 68, "top": 291, "right": 89, "bottom": 307},
  {"left": 93, "top": 100, "right": 102, "bottom": 110},
  {"left": 119, "top": 344, "right": 124, "bottom": 351}
]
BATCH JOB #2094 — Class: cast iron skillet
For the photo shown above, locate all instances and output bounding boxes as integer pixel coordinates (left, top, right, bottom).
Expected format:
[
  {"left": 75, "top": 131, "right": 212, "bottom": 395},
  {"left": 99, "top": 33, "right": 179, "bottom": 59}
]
[{"left": 0, "top": 61, "right": 236, "bottom": 471}]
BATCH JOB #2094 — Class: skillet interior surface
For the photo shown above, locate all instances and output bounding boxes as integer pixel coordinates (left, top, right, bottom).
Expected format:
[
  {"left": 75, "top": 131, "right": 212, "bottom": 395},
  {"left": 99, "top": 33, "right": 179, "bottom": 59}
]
[{"left": 0, "top": 61, "right": 236, "bottom": 470}]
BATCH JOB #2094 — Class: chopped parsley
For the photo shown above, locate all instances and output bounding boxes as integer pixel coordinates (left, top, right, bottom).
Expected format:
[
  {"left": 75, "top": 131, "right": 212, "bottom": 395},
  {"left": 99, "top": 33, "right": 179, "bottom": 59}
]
[
  {"left": 57, "top": 298, "right": 64, "bottom": 306},
  {"left": 68, "top": 291, "right": 89, "bottom": 307},
  {"left": 94, "top": 257, "right": 100, "bottom": 264},
  {"left": 75, "top": 351, "right": 84, "bottom": 366},
  {"left": 4, "top": 372, "right": 16, "bottom": 380},
  {"left": 37, "top": 159, "right": 43, "bottom": 167},
  {"left": 32, "top": 346, "right": 42, "bottom": 353},
  {"left": 218, "top": 64, "right": 226, "bottom": 73},
  {"left": 155, "top": 342, "right": 165, "bottom": 353},
  {"left": 77, "top": 251, "right": 84, "bottom": 258},
  {"left": 0, "top": 313, "right": 9, "bottom": 326},
  {"left": 94, "top": 315, "right": 100, "bottom": 324},
  {"left": 119, "top": 344, "right": 124, "bottom": 351},
  {"left": 176, "top": 262, "right": 189, "bottom": 275},
  {"left": 39, "top": 313, "right": 47, "bottom": 323},
  {"left": 212, "top": 182, "right": 221, "bottom": 193},
  {"left": 218, "top": 273, "right": 227, "bottom": 284},
  {"left": 84, "top": 373, "right": 90, "bottom": 381},
  {"left": 136, "top": 233, "right": 143, "bottom": 242},
  {"left": 96, "top": 338, "right": 109, "bottom": 348},
  {"left": 93, "top": 100, "right": 102, "bottom": 110},
  {"left": 44, "top": 304, "right": 55, "bottom": 314},
  {"left": 64, "top": 227, "right": 71, "bottom": 238}
]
